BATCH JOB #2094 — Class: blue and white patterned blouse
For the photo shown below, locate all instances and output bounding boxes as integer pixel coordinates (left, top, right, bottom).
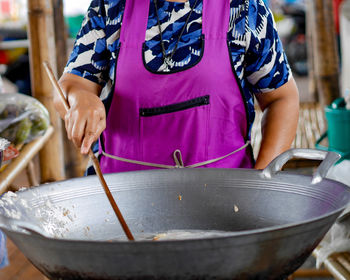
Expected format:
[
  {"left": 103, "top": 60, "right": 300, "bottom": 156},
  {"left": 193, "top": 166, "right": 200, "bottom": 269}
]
[{"left": 65, "top": 0, "right": 291, "bottom": 135}]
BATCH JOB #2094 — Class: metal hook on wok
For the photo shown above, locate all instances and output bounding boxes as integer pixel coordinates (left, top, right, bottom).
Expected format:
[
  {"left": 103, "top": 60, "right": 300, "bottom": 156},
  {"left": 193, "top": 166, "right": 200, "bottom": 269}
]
[{"left": 43, "top": 61, "right": 134, "bottom": 241}]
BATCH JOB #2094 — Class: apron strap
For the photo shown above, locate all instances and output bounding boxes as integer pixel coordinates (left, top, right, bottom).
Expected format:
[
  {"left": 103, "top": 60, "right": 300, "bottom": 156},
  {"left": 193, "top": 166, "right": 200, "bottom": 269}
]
[
  {"left": 120, "top": 0, "right": 150, "bottom": 44},
  {"left": 186, "top": 141, "right": 250, "bottom": 168},
  {"left": 101, "top": 141, "right": 250, "bottom": 169},
  {"left": 202, "top": 0, "right": 230, "bottom": 38},
  {"left": 101, "top": 150, "right": 176, "bottom": 169}
]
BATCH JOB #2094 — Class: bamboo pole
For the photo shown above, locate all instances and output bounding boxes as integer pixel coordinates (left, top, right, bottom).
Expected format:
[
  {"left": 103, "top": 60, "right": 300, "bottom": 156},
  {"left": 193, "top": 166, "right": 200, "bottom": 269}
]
[
  {"left": 305, "top": 0, "right": 318, "bottom": 103},
  {"left": 51, "top": 0, "right": 67, "bottom": 75},
  {"left": 0, "top": 127, "right": 54, "bottom": 194},
  {"left": 310, "top": 0, "right": 341, "bottom": 107},
  {"left": 25, "top": 160, "right": 40, "bottom": 187},
  {"left": 27, "top": 0, "right": 65, "bottom": 182},
  {"left": 51, "top": 0, "right": 87, "bottom": 178},
  {"left": 44, "top": 61, "right": 135, "bottom": 241}
]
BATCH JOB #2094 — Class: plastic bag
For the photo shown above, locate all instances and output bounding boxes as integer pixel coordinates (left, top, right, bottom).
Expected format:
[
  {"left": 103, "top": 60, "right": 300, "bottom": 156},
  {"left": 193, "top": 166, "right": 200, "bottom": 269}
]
[
  {"left": 0, "top": 138, "right": 10, "bottom": 169},
  {"left": 0, "top": 137, "right": 10, "bottom": 152},
  {"left": 0, "top": 93, "right": 50, "bottom": 145},
  {"left": 316, "top": 160, "right": 350, "bottom": 267},
  {"left": 0, "top": 137, "right": 19, "bottom": 170},
  {"left": 0, "top": 230, "right": 8, "bottom": 269}
]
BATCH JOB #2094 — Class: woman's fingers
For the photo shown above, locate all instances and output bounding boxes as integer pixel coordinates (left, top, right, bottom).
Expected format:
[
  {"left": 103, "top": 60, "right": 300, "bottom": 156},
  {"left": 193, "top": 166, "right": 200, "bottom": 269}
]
[
  {"left": 71, "top": 112, "right": 87, "bottom": 148},
  {"left": 66, "top": 115, "right": 105, "bottom": 153},
  {"left": 65, "top": 110, "right": 85, "bottom": 148},
  {"left": 65, "top": 112, "right": 73, "bottom": 140},
  {"left": 80, "top": 121, "right": 105, "bottom": 154},
  {"left": 80, "top": 111, "right": 105, "bottom": 154},
  {"left": 81, "top": 134, "right": 95, "bottom": 154}
]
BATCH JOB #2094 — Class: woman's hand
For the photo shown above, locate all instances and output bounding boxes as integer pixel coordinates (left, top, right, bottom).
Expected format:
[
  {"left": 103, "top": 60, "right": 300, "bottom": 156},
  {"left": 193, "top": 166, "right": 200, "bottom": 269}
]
[
  {"left": 254, "top": 78, "right": 300, "bottom": 169},
  {"left": 54, "top": 73, "right": 105, "bottom": 154}
]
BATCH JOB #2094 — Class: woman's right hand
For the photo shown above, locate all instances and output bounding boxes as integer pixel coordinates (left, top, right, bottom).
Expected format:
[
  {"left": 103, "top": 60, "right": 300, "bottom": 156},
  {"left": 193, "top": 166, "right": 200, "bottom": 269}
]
[{"left": 54, "top": 73, "right": 105, "bottom": 154}]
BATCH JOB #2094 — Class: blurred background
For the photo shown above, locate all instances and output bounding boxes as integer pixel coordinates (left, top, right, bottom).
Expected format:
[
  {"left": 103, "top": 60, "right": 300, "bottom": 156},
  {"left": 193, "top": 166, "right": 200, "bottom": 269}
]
[{"left": 0, "top": 0, "right": 91, "bottom": 95}]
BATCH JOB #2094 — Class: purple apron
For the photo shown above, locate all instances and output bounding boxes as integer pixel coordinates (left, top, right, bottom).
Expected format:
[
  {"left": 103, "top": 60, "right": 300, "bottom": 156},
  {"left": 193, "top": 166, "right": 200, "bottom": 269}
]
[{"left": 99, "top": 0, "right": 253, "bottom": 173}]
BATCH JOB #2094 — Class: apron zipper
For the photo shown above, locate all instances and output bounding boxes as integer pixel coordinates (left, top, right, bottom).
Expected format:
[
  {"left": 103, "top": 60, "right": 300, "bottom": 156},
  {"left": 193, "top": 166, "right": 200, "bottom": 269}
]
[{"left": 140, "top": 95, "right": 209, "bottom": 117}]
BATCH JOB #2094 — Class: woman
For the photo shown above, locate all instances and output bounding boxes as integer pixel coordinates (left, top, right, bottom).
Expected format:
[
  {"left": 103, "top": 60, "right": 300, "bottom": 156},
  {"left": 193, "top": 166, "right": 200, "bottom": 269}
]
[{"left": 55, "top": 0, "right": 299, "bottom": 173}]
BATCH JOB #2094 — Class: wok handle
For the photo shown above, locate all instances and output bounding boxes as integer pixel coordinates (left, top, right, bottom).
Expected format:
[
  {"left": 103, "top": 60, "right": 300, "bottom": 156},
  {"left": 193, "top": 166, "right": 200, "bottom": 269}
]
[{"left": 261, "top": 148, "right": 341, "bottom": 184}]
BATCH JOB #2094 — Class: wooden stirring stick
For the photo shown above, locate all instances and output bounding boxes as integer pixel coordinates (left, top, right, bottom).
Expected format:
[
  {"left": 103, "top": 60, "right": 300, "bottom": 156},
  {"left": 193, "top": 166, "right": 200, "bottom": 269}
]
[{"left": 43, "top": 61, "right": 135, "bottom": 241}]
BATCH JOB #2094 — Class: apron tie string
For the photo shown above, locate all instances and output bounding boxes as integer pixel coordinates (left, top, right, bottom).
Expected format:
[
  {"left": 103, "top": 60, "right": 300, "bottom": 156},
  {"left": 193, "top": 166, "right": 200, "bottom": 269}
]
[{"left": 101, "top": 141, "right": 250, "bottom": 169}]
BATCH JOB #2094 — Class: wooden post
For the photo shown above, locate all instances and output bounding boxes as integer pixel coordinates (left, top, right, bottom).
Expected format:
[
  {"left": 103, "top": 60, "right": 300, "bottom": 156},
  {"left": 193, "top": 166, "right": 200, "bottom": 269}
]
[
  {"left": 310, "top": 0, "right": 341, "bottom": 106},
  {"left": 305, "top": 0, "right": 318, "bottom": 103},
  {"left": 52, "top": 0, "right": 67, "bottom": 75},
  {"left": 51, "top": 0, "right": 88, "bottom": 178},
  {"left": 27, "top": 0, "right": 65, "bottom": 182}
]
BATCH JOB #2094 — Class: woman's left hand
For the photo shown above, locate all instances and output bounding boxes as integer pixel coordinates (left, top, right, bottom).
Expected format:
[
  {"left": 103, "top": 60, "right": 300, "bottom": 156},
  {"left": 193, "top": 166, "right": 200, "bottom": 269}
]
[{"left": 254, "top": 78, "right": 300, "bottom": 169}]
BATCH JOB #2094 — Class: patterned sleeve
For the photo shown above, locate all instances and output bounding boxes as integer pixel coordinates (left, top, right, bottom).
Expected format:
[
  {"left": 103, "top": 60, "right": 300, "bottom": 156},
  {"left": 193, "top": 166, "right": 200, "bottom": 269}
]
[
  {"left": 64, "top": 0, "right": 111, "bottom": 87},
  {"left": 244, "top": 0, "right": 292, "bottom": 94}
]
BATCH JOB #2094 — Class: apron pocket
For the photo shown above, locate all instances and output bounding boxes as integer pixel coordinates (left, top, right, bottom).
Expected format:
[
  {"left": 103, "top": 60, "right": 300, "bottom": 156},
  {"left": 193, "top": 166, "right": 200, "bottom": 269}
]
[{"left": 140, "top": 95, "right": 210, "bottom": 166}]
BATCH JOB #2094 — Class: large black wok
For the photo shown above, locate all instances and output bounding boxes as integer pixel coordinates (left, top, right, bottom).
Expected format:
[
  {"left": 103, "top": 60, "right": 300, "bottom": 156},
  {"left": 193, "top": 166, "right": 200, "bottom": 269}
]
[{"left": 0, "top": 149, "right": 349, "bottom": 280}]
